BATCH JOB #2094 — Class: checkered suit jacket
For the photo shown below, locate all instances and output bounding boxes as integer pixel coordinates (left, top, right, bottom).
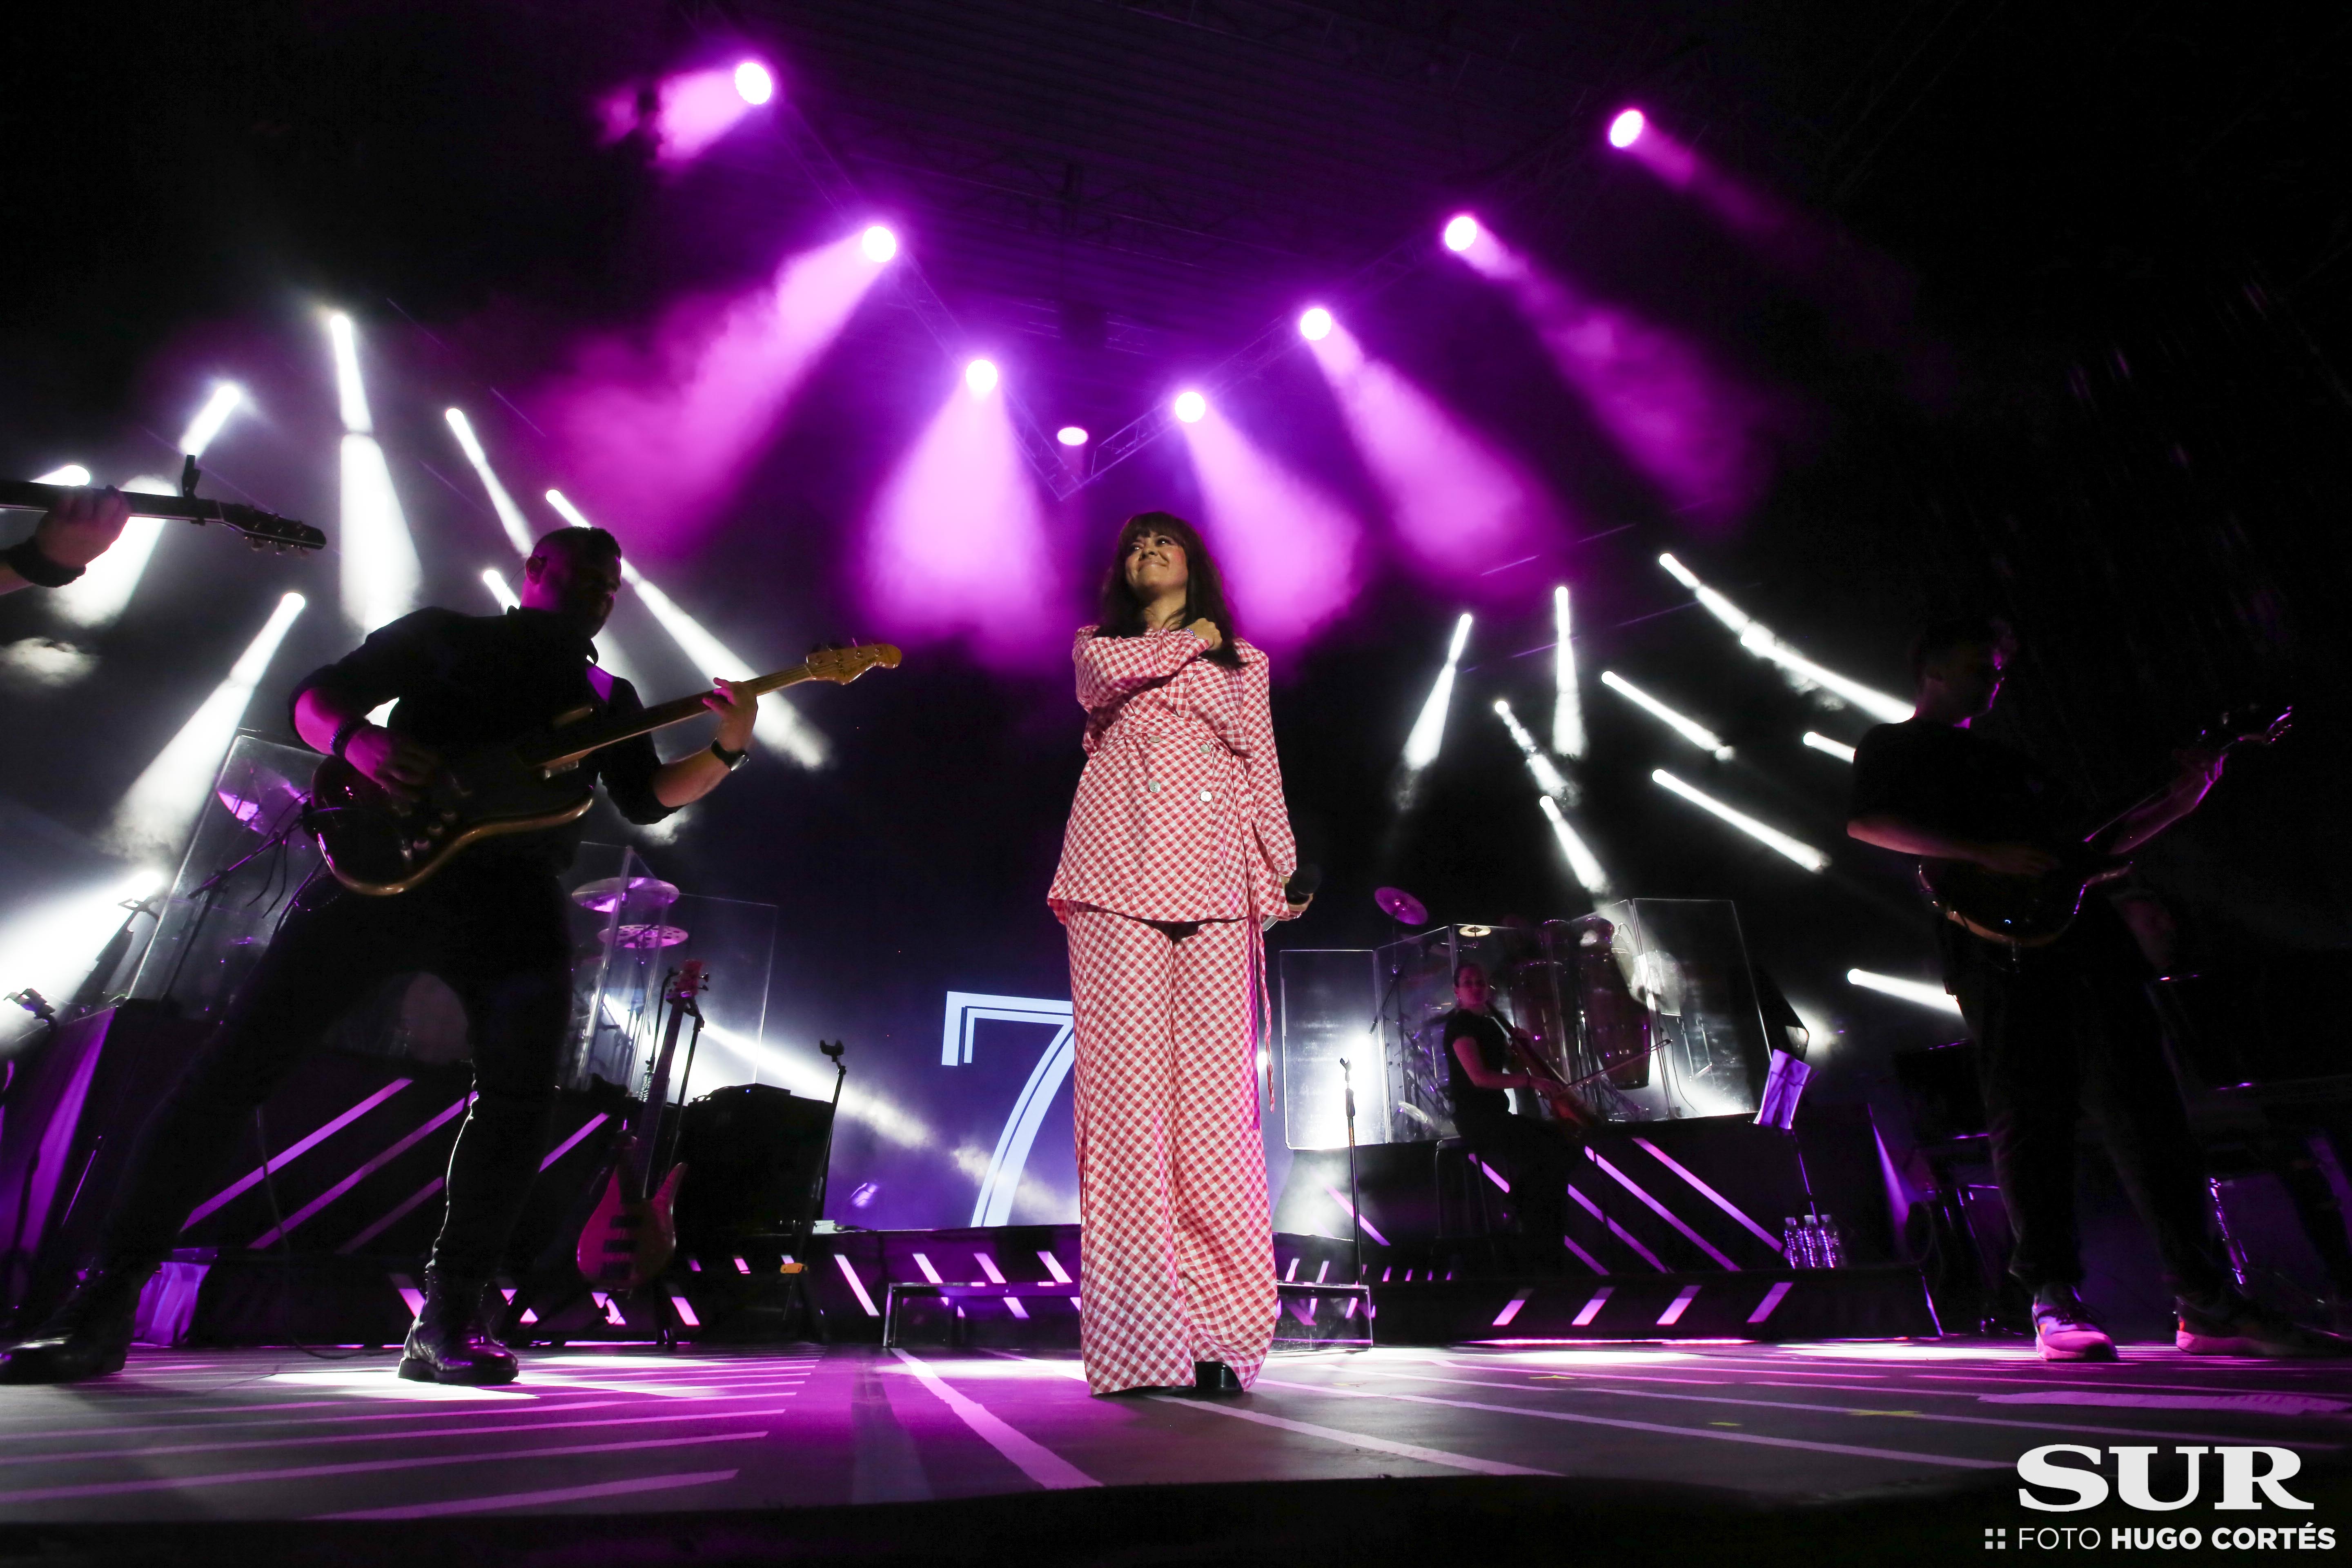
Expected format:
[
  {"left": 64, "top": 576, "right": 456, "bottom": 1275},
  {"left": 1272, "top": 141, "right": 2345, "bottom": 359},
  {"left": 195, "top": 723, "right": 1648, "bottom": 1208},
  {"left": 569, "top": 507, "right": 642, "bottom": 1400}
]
[{"left": 1048, "top": 624, "right": 1299, "bottom": 925}]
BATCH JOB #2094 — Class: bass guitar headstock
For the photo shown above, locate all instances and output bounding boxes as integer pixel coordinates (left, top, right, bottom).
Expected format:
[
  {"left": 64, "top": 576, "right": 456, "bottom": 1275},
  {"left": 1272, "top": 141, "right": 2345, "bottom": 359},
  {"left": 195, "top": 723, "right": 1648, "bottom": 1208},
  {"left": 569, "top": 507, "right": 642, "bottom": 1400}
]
[
  {"left": 666, "top": 958, "right": 709, "bottom": 1003},
  {"left": 2206, "top": 704, "right": 2293, "bottom": 755},
  {"left": 804, "top": 643, "right": 903, "bottom": 685},
  {"left": 208, "top": 500, "right": 328, "bottom": 554}
]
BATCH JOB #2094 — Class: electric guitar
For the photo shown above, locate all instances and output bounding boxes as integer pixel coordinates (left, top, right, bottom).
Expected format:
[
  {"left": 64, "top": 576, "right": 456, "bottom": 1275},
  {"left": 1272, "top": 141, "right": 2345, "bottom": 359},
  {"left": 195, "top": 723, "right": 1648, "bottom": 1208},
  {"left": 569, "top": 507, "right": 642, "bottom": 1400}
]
[
  {"left": 0, "top": 478, "right": 325, "bottom": 553},
  {"left": 1920, "top": 705, "right": 2291, "bottom": 947},
  {"left": 309, "top": 643, "right": 901, "bottom": 895},
  {"left": 576, "top": 961, "right": 704, "bottom": 1293}
]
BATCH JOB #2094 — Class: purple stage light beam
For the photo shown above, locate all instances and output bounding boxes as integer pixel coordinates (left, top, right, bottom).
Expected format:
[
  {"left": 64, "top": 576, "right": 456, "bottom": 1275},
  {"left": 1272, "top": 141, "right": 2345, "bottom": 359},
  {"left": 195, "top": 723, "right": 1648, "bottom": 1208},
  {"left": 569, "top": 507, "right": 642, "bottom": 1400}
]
[
  {"left": 649, "top": 65, "right": 765, "bottom": 165},
  {"left": 864, "top": 375, "right": 1061, "bottom": 670},
  {"left": 532, "top": 231, "right": 888, "bottom": 561},
  {"left": 1453, "top": 228, "right": 1782, "bottom": 525},
  {"left": 1175, "top": 406, "right": 1363, "bottom": 655},
  {"left": 1304, "top": 321, "right": 1560, "bottom": 586}
]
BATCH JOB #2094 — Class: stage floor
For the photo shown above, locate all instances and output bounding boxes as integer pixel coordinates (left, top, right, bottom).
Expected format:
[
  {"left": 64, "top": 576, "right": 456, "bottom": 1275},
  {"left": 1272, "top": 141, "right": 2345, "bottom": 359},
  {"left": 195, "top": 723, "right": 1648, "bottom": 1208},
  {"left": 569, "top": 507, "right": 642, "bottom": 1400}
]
[{"left": 1, "top": 1336, "right": 2346, "bottom": 1527}]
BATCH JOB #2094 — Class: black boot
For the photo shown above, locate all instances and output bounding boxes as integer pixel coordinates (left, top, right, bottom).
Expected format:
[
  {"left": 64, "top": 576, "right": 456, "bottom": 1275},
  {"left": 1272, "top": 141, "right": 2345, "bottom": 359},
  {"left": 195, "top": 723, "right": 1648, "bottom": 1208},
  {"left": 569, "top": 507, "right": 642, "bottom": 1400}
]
[
  {"left": 399, "top": 1269, "right": 519, "bottom": 1385},
  {"left": 1192, "top": 1360, "right": 1245, "bottom": 1395},
  {"left": 0, "top": 1258, "right": 156, "bottom": 1385}
]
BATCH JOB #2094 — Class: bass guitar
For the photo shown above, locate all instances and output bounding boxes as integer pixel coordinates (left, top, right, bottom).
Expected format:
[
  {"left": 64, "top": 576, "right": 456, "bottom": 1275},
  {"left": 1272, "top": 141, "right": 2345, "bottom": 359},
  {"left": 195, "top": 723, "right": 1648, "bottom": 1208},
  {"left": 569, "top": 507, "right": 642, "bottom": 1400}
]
[
  {"left": 1920, "top": 705, "right": 2291, "bottom": 947},
  {"left": 310, "top": 642, "right": 901, "bottom": 895},
  {"left": 0, "top": 474, "right": 325, "bottom": 554},
  {"left": 576, "top": 960, "right": 705, "bottom": 1294}
]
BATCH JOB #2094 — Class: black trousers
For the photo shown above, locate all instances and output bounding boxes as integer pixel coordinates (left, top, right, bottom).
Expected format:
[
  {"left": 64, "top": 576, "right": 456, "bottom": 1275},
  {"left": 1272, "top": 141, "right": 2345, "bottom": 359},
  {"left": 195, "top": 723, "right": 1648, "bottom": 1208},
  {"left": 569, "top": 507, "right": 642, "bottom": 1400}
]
[
  {"left": 1948, "top": 934, "right": 2232, "bottom": 1303},
  {"left": 104, "top": 858, "right": 575, "bottom": 1283},
  {"left": 1455, "top": 1109, "right": 1580, "bottom": 1260}
]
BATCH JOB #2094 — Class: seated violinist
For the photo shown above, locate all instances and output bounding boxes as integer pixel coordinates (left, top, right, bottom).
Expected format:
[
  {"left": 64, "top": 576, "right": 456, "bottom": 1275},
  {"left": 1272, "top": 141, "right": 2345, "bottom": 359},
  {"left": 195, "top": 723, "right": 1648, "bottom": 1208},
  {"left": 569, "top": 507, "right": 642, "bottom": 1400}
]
[{"left": 1441, "top": 961, "right": 1590, "bottom": 1272}]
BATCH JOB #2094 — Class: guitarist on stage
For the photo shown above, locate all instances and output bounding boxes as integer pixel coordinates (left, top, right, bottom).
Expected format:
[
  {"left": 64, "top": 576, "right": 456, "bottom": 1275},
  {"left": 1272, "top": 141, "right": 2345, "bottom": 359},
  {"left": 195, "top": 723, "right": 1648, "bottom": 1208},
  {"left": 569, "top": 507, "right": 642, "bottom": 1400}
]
[
  {"left": 1847, "top": 615, "right": 2343, "bottom": 1361},
  {"left": 0, "top": 524, "right": 755, "bottom": 1386}
]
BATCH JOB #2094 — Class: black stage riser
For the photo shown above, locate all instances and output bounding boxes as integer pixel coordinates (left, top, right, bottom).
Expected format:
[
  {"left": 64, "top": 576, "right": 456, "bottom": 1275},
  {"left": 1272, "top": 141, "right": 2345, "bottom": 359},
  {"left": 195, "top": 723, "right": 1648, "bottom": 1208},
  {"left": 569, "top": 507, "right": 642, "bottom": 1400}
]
[
  {"left": 129, "top": 1229, "right": 1388, "bottom": 1349},
  {"left": 1366, "top": 1263, "right": 1940, "bottom": 1344}
]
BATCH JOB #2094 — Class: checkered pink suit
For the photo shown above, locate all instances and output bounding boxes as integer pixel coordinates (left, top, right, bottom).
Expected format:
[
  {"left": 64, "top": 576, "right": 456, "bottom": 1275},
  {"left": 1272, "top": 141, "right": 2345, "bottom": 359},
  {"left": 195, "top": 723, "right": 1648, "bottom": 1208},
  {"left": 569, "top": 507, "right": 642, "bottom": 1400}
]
[{"left": 1049, "top": 626, "right": 1298, "bottom": 1394}]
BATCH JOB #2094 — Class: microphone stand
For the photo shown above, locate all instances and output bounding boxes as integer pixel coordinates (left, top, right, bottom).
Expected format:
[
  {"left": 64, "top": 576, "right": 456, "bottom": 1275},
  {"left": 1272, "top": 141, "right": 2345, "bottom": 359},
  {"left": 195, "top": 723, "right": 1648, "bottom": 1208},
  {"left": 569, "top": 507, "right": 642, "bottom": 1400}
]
[
  {"left": 780, "top": 1040, "right": 848, "bottom": 1343},
  {"left": 1339, "top": 1056, "right": 1363, "bottom": 1286}
]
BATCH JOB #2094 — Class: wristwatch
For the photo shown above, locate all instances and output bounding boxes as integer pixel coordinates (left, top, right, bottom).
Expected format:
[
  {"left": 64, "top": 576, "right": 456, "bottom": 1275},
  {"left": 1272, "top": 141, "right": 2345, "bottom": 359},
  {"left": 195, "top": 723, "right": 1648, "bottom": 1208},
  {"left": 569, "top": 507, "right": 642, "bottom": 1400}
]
[{"left": 710, "top": 739, "right": 748, "bottom": 771}]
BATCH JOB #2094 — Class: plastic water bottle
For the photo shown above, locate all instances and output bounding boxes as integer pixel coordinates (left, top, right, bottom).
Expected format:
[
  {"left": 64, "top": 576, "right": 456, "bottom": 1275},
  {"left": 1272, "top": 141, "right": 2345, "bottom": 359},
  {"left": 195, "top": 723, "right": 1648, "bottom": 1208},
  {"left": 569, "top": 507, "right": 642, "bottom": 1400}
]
[
  {"left": 1817, "top": 1212, "right": 1846, "bottom": 1270},
  {"left": 1783, "top": 1216, "right": 1813, "bottom": 1269}
]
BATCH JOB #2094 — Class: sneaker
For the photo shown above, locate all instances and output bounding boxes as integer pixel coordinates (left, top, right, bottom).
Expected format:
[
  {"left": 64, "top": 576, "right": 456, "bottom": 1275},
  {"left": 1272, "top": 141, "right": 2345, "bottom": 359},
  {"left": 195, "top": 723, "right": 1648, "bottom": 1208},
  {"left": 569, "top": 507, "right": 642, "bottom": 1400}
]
[
  {"left": 2032, "top": 1291, "right": 2118, "bottom": 1362},
  {"left": 2177, "top": 1297, "right": 2352, "bottom": 1358}
]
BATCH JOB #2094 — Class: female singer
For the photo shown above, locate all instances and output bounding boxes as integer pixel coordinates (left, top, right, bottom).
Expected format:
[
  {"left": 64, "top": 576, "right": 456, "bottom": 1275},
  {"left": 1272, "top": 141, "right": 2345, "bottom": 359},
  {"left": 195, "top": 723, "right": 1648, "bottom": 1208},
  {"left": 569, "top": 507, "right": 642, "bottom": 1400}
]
[{"left": 1048, "top": 512, "right": 1310, "bottom": 1395}]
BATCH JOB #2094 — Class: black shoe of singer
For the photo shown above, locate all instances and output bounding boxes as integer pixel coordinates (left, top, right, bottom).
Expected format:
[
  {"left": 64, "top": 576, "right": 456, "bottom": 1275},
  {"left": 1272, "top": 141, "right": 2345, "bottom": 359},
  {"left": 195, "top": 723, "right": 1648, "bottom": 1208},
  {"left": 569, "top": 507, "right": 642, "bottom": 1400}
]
[
  {"left": 399, "top": 1271, "right": 521, "bottom": 1385},
  {"left": 0, "top": 1260, "right": 153, "bottom": 1385},
  {"left": 1192, "top": 1360, "right": 1244, "bottom": 1395}
]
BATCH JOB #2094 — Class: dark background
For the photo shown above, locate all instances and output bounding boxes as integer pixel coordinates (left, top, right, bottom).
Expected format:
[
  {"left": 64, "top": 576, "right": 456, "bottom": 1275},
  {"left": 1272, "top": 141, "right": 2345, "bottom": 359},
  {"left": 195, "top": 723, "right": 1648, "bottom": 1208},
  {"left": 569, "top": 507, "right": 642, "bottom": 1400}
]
[{"left": 2, "top": 0, "right": 2347, "bottom": 1227}]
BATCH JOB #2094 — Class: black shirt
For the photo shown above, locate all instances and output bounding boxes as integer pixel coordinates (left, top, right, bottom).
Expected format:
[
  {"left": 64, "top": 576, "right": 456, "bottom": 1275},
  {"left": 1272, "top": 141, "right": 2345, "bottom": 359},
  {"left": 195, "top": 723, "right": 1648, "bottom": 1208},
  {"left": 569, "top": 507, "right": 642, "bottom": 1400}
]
[
  {"left": 292, "top": 606, "right": 673, "bottom": 872},
  {"left": 1849, "top": 717, "right": 2140, "bottom": 980},
  {"left": 1441, "top": 1008, "right": 1516, "bottom": 1123}
]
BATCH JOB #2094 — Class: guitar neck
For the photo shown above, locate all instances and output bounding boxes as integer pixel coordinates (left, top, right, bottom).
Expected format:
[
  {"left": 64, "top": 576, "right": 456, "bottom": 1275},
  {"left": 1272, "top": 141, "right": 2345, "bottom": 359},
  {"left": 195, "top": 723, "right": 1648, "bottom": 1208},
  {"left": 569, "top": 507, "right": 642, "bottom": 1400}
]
[
  {"left": 0, "top": 479, "right": 325, "bottom": 551},
  {"left": 529, "top": 663, "right": 814, "bottom": 768}
]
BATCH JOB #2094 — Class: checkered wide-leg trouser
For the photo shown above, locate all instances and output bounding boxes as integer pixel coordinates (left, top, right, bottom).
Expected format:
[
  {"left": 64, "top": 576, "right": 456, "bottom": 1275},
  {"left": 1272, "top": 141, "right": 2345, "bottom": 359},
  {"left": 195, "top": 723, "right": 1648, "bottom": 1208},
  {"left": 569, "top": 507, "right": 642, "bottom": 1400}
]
[{"left": 1065, "top": 906, "right": 1278, "bottom": 1395}]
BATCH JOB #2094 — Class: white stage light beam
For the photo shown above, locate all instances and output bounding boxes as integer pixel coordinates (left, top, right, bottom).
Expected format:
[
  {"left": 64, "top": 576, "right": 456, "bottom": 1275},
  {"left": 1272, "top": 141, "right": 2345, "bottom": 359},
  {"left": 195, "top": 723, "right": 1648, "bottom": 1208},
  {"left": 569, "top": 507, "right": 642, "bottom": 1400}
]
[
  {"left": 1552, "top": 585, "right": 1586, "bottom": 759},
  {"left": 324, "top": 314, "right": 420, "bottom": 632},
  {"left": 34, "top": 465, "right": 92, "bottom": 486},
  {"left": 1846, "top": 968, "right": 1962, "bottom": 1015},
  {"left": 0, "top": 866, "right": 167, "bottom": 1010},
  {"left": 104, "top": 593, "right": 308, "bottom": 861},
  {"left": 1803, "top": 731, "right": 1856, "bottom": 762},
  {"left": 1601, "top": 670, "right": 1731, "bottom": 760},
  {"left": 546, "top": 488, "right": 826, "bottom": 768},
  {"left": 53, "top": 475, "right": 175, "bottom": 629},
  {"left": 1655, "top": 555, "right": 1912, "bottom": 723},
  {"left": 1650, "top": 768, "right": 1829, "bottom": 872},
  {"left": 1400, "top": 613, "right": 1474, "bottom": 774},
  {"left": 178, "top": 383, "right": 247, "bottom": 458},
  {"left": 1491, "top": 699, "right": 1570, "bottom": 798},
  {"left": 1537, "top": 795, "right": 1611, "bottom": 896},
  {"left": 482, "top": 568, "right": 519, "bottom": 610},
  {"left": 445, "top": 408, "right": 537, "bottom": 555}
]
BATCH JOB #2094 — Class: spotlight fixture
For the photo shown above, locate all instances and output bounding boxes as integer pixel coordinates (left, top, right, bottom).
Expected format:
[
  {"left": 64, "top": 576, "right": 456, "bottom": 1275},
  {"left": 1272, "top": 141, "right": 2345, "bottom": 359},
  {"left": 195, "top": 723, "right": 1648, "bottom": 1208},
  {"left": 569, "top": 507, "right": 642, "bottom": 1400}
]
[
  {"left": 964, "top": 359, "right": 1000, "bottom": 397},
  {"left": 1172, "top": 390, "right": 1207, "bottom": 424},
  {"left": 1055, "top": 426, "right": 1089, "bottom": 447},
  {"left": 1441, "top": 214, "right": 1480, "bottom": 253},
  {"left": 1298, "top": 306, "right": 1334, "bottom": 341},
  {"left": 1608, "top": 108, "right": 1646, "bottom": 149},
  {"left": 1846, "top": 968, "right": 1961, "bottom": 1016},
  {"left": 733, "top": 60, "right": 775, "bottom": 105},
  {"left": 860, "top": 225, "right": 899, "bottom": 264}
]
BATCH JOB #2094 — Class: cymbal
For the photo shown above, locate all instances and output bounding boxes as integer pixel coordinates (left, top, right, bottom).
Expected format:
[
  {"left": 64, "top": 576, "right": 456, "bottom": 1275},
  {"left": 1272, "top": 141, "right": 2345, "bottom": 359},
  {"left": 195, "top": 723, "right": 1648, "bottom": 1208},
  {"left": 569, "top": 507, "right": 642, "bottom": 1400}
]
[
  {"left": 215, "top": 754, "right": 304, "bottom": 833},
  {"left": 604, "top": 923, "right": 690, "bottom": 950},
  {"left": 1374, "top": 886, "right": 1428, "bottom": 927},
  {"left": 572, "top": 875, "right": 681, "bottom": 913}
]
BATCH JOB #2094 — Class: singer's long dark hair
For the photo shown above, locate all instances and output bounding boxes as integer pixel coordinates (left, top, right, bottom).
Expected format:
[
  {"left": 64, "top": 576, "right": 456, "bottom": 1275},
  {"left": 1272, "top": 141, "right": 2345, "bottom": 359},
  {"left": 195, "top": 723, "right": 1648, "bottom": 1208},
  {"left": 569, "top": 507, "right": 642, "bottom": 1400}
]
[{"left": 1091, "top": 511, "right": 1242, "bottom": 668}]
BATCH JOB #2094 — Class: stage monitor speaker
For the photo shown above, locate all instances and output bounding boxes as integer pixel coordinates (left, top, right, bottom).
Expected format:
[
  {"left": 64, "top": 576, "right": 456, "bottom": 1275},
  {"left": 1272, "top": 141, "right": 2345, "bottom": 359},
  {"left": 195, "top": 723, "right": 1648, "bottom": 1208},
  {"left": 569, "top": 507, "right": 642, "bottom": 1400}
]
[{"left": 672, "top": 1085, "right": 833, "bottom": 1252}]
